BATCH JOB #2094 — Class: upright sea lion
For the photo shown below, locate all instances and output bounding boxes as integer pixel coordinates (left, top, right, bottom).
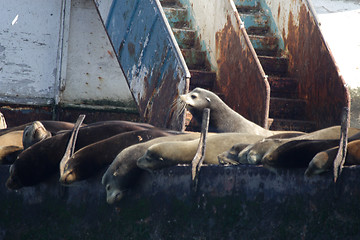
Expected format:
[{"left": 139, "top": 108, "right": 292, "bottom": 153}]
[
  {"left": 178, "top": 87, "right": 301, "bottom": 136},
  {"left": 6, "top": 121, "right": 154, "bottom": 190},
  {"left": 102, "top": 133, "right": 203, "bottom": 204},
  {"left": 137, "top": 133, "right": 265, "bottom": 171},
  {"left": 305, "top": 139, "right": 360, "bottom": 177},
  {"left": 59, "top": 128, "right": 175, "bottom": 185}
]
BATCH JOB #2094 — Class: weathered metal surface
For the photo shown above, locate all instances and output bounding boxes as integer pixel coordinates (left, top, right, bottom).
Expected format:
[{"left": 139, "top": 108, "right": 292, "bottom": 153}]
[
  {"left": 94, "top": 0, "right": 190, "bottom": 130},
  {"left": 2, "top": 164, "right": 360, "bottom": 239},
  {"left": 60, "top": 0, "right": 137, "bottom": 112},
  {"left": 0, "top": 0, "right": 62, "bottom": 106},
  {"left": 264, "top": 0, "right": 349, "bottom": 129},
  {"left": 184, "top": 0, "right": 270, "bottom": 127},
  {"left": 0, "top": 0, "right": 139, "bottom": 126}
]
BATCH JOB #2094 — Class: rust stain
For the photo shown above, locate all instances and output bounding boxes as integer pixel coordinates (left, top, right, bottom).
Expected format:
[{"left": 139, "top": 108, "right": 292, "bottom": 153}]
[
  {"left": 214, "top": 16, "right": 269, "bottom": 127},
  {"left": 283, "top": 4, "right": 349, "bottom": 129},
  {"left": 135, "top": 46, "right": 185, "bottom": 131},
  {"left": 128, "top": 42, "right": 135, "bottom": 56},
  {"left": 107, "top": 50, "right": 114, "bottom": 58}
]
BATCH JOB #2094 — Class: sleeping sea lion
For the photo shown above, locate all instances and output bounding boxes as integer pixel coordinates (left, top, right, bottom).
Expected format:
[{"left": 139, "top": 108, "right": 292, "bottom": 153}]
[
  {"left": 305, "top": 139, "right": 360, "bottom": 177},
  {"left": 22, "top": 121, "right": 52, "bottom": 149},
  {"left": 234, "top": 126, "right": 360, "bottom": 166},
  {"left": 0, "top": 121, "right": 77, "bottom": 165},
  {"left": 137, "top": 133, "right": 265, "bottom": 171},
  {"left": 102, "top": 133, "right": 203, "bottom": 204},
  {"left": 0, "top": 120, "right": 77, "bottom": 137},
  {"left": 59, "top": 128, "right": 175, "bottom": 185},
  {"left": 262, "top": 131, "right": 360, "bottom": 169},
  {"left": 5, "top": 121, "right": 154, "bottom": 190}
]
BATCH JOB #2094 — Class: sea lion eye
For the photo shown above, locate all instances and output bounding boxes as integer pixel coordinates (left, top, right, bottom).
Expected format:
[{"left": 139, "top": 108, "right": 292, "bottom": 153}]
[{"left": 191, "top": 94, "right": 197, "bottom": 99}]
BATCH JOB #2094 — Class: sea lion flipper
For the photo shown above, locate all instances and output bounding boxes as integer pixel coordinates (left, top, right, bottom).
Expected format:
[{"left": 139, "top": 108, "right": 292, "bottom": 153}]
[
  {"left": 191, "top": 108, "right": 210, "bottom": 192},
  {"left": 333, "top": 107, "right": 350, "bottom": 182},
  {"left": 0, "top": 112, "right": 6, "bottom": 129},
  {"left": 59, "top": 114, "right": 86, "bottom": 176}
]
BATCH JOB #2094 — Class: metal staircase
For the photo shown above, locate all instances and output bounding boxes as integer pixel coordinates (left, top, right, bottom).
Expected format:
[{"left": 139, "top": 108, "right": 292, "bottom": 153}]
[
  {"left": 235, "top": 0, "right": 316, "bottom": 132},
  {"left": 160, "top": 0, "right": 316, "bottom": 132},
  {"left": 160, "top": 0, "right": 217, "bottom": 91}
]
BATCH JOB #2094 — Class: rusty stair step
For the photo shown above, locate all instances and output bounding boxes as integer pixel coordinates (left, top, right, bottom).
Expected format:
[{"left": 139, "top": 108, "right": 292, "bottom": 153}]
[
  {"left": 268, "top": 76, "right": 299, "bottom": 98},
  {"left": 235, "top": 2, "right": 261, "bottom": 14},
  {"left": 258, "top": 55, "right": 288, "bottom": 76},
  {"left": 159, "top": 0, "right": 182, "bottom": 7},
  {"left": 172, "top": 28, "right": 199, "bottom": 49},
  {"left": 238, "top": 12, "right": 269, "bottom": 29},
  {"left": 163, "top": 7, "right": 189, "bottom": 29},
  {"left": 246, "top": 25, "right": 270, "bottom": 36},
  {"left": 268, "top": 118, "right": 316, "bottom": 133},
  {"left": 249, "top": 35, "right": 279, "bottom": 56},
  {"left": 181, "top": 49, "right": 209, "bottom": 71},
  {"left": 269, "top": 97, "right": 307, "bottom": 120},
  {"left": 189, "top": 70, "right": 216, "bottom": 90}
]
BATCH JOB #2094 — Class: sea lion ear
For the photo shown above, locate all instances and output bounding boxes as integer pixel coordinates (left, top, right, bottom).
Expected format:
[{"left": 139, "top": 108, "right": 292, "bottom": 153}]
[{"left": 205, "top": 97, "right": 211, "bottom": 103}]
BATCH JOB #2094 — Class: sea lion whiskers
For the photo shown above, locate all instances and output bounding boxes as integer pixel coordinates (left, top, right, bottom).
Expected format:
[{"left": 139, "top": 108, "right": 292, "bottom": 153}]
[{"left": 171, "top": 97, "right": 186, "bottom": 118}]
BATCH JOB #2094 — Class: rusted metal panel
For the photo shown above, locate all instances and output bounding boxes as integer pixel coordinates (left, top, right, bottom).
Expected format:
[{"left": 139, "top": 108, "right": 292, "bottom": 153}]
[
  {"left": 265, "top": 0, "right": 349, "bottom": 129},
  {"left": 94, "top": 0, "right": 190, "bottom": 131},
  {"left": 185, "top": 0, "right": 270, "bottom": 127}
]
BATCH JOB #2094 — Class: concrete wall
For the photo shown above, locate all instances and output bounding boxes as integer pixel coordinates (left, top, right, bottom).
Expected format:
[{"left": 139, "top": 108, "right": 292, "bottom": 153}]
[{"left": 1, "top": 164, "right": 360, "bottom": 239}]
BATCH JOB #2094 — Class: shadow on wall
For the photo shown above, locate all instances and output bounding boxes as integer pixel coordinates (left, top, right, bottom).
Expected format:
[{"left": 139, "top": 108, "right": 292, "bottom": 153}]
[{"left": 350, "top": 87, "right": 360, "bottom": 128}]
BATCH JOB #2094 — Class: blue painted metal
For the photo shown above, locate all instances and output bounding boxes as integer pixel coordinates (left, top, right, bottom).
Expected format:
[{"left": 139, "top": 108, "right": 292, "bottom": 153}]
[{"left": 94, "top": 0, "right": 190, "bottom": 130}]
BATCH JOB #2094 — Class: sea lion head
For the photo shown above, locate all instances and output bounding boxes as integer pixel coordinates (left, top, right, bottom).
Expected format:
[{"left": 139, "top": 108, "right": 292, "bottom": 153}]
[
  {"left": 305, "top": 151, "right": 330, "bottom": 177},
  {"left": 102, "top": 173, "right": 124, "bottom": 204},
  {"left": 59, "top": 169, "right": 76, "bottom": 185},
  {"left": 217, "top": 143, "right": 248, "bottom": 165},
  {"left": 179, "top": 88, "right": 214, "bottom": 118},
  {"left": 5, "top": 164, "right": 23, "bottom": 190},
  {"left": 137, "top": 144, "right": 179, "bottom": 171},
  {"left": 22, "top": 121, "right": 52, "bottom": 149}
]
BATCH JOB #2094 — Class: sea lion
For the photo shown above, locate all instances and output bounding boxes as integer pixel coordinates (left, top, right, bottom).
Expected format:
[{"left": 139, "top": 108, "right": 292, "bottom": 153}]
[
  {"left": 137, "top": 133, "right": 265, "bottom": 171},
  {"left": 262, "top": 131, "right": 360, "bottom": 169},
  {"left": 5, "top": 121, "right": 154, "bottom": 190},
  {"left": 232, "top": 126, "right": 360, "bottom": 166},
  {"left": 178, "top": 87, "right": 301, "bottom": 136},
  {"left": 0, "top": 146, "right": 23, "bottom": 165},
  {"left": 0, "top": 121, "right": 78, "bottom": 165},
  {"left": 59, "top": 128, "right": 175, "bottom": 185},
  {"left": 305, "top": 139, "right": 360, "bottom": 177},
  {"left": 0, "top": 130, "right": 23, "bottom": 147},
  {"left": 22, "top": 121, "right": 52, "bottom": 149},
  {"left": 0, "top": 120, "right": 77, "bottom": 137},
  {"left": 102, "top": 133, "right": 203, "bottom": 204},
  {"left": 0, "top": 112, "right": 6, "bottom": 129},
  {"left": 221, "top": 132, "right": 306, "bottom": 165}
]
